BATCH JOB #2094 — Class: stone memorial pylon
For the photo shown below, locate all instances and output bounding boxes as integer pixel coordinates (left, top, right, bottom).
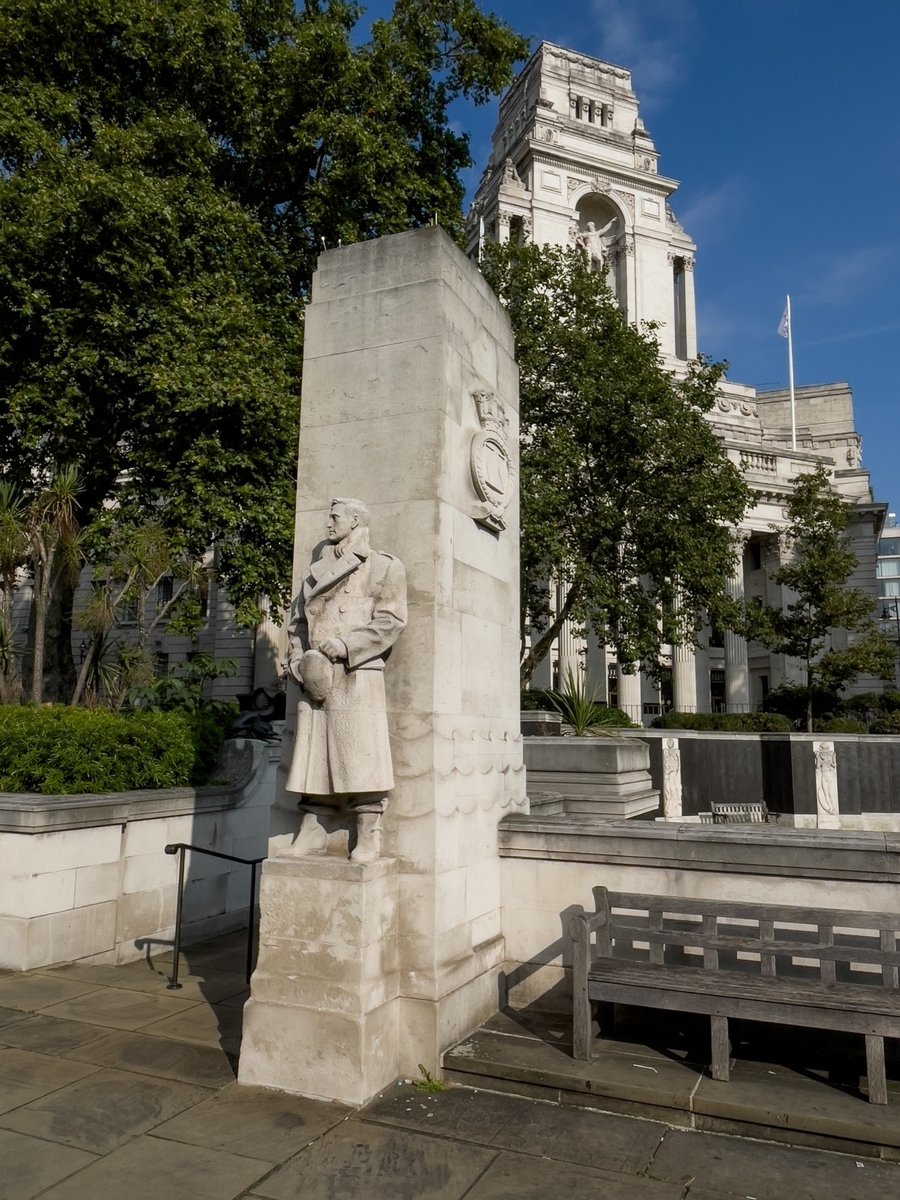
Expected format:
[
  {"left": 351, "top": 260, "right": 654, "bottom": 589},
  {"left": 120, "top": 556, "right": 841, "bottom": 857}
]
[{"left": 238, "top": 227, "right": 525, "bottom": 1105}]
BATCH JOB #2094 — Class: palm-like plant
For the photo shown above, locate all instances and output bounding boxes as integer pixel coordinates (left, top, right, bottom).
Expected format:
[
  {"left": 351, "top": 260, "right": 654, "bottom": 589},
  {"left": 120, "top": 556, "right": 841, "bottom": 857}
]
[
  {"left": 27, "top": 466, "right": 82, "bottom": 704},
  {"left": 548, "top": 669, "right": 637, "bottom": 735},
  {"left": 0, "top": 483, "right": 28, "bottom": 702}
]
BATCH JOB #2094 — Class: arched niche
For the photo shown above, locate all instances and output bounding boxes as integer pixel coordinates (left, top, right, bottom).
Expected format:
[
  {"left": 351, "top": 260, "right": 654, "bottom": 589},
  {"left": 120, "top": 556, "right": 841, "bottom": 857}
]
[{"left": 573, "top": 191, "right": 627, "bottom": 305}]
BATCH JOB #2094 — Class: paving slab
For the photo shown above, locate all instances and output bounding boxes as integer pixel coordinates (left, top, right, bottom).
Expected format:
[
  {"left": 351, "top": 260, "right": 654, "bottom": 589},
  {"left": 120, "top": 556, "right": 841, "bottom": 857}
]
[
  {"left": 34, "top": 1132, "right": 270, "bottom": 1200},
  {"left": 0, "top": 1067, "right": 212, "bottom": 1155},
  {"left": 0, "top": 1127, "right": 97, "bottom": 1200},
  {"left": 0, "top": 974, "right": 102, "bottom": 1013},
  {"left": 42, "top": 962, "right": 248, "bottom": 1005},
  {"left": 65, "top": 1027, "right": 237, "bottom": 1088},
  {"left": 0, "top": 1015, "right": 111, "bottom": 1056},
  {"left": 149, "top": 1082, "right": 350, "bottom": 1163},
  {"left": 463, "top": 1149, "right": 684, "bottom": 1199},
  {"left": 0, "top": 1048, "right": 98, "bottom": 1115},
  {"left": 362, "top": 1082, "right": 666, "bottom": 1174},
  {"left": 139, "top": 1000, "right": 244, "bottom": 1053},
  {"left": 648, "top": 1128, "right": 900, "bottom": 1199},
  {"left": 0, "top": 1006, "right": 29, "bottom": 1033},
  {"left": 39, "top": 984, "right": 200, "bottom": 1031},
  {"left": 693, "top": 1058, "right": 900, "bottom": 1149},
  {"left": 362, "top": 1083, "right": 526, "bottom": 1143},
  {"left": 445, "top": 1027, "right": 703, "bottom": 1111},
  {"left": 249, "top": 1117, "right": 498, "bottom": 1200}
]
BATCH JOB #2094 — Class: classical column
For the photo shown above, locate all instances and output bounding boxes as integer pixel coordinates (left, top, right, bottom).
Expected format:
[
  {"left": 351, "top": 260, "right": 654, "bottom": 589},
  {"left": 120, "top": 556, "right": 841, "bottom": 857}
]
[
  {"left": 617, "top": 661, "right": 642, "bottom": 725},
  {"left": 724, "top": 533, "right": 751, "bottom": 713},
  {"left": 672, "top": 592, "right": 698, "bottom": 713},
  {"left": 556, "top": 595, "right": 584, "bottom": 688},
  {"left": 672, "top": 642, "right": 697, "bottom": 713},
  {"left": 682, "top": 255, "right": 698, "bottom": 360}
]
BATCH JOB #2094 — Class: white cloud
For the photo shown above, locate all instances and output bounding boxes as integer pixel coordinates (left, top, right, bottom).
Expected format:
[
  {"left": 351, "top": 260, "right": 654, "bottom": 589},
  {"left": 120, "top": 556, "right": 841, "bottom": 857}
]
[
  {"left": 675, "top": 177, "right": 745, "bottom": 242},
  {"left": 799, "top": 244, "right": 899, "bottom": 307},
  {"left": 588, "top": 0, "right": 698, "bottom": 110}
]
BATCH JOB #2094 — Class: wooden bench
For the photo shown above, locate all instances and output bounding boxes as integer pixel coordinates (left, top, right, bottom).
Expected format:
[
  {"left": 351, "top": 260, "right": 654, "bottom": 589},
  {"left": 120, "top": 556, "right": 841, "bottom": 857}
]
[{"left": 570, "top": 887, "right": 900, "bottom": 1104}]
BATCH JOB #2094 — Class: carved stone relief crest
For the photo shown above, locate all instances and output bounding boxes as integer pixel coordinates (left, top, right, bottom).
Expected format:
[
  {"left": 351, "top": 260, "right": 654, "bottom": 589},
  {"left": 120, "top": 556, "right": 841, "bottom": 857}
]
[{"left": 470, "top": 390, "right": 516, "bottom": 533}]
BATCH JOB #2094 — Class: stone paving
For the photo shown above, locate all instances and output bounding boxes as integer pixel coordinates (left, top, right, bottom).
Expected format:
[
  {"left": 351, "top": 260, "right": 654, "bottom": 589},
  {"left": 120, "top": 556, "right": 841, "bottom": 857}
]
[{"left": 1, "top": 932, "right": 899, "bottom": 1199}]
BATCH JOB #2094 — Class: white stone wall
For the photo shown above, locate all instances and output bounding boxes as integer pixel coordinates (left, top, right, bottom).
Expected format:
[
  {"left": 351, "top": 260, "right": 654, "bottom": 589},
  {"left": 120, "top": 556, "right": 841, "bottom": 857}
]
[{"left": 0, "top": 740, "right": 278, "bottom": 971}]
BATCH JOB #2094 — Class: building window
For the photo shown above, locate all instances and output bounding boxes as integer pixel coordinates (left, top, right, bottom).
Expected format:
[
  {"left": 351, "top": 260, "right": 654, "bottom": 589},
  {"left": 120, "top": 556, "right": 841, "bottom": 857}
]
[
  {"left": 156, "top": 576, "right": 174, "bottom": 607},
  {"left": 673, "top": 257, "right": 687, "bottom": 359},
  {"left": 882, "top": 580, "right": 900, "bottom": 597},
  {"left": 660, "top": 667, "right": 673, "bottom": 712},
  {"left": 509, "top": 215, "right": 525, "bottom": 246},
  {"left": 710, "top": 668, "right": 726, "bottom": 713},
  {"left": 877, "top": 560, "right": 900, "bottom": 577},
  {"left": 118, "top": 592, "right": 140, "bottom": 624},
  {"left": 153, "top": 653, "right": 169, "bottom": 679},
  {"left": 748, "top": 541, "right": 762, "bottom": 571},
  {"left": 607, "top": 664, "right": 618, "bottom": 709},
  {"left": 881, "top": 539, "right": 900, "bottom": 556}
]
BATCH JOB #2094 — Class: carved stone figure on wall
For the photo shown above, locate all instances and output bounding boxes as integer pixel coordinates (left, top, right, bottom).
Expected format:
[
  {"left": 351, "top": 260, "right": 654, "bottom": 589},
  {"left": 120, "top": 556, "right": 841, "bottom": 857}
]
[
  {"left": 813, "top": 740, "right": 840, "bottom": 830},
  {"left": 283, "top": 498, "right": 408, "bottom": 863},
  {"left": 574, "top": 218, "right": 617, "bottom": 272},
  {"left": 661, "top": 737, "right": 683, "bottom": 821}
]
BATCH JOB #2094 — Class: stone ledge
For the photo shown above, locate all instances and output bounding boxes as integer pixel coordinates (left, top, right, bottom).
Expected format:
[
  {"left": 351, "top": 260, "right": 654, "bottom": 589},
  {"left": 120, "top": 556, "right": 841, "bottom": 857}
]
[
  {"left": 0, "top": 739, "right": 271, "bottom": 833},
  {"left": 499, "top": 815, "right": 900, "bottom": 882}
]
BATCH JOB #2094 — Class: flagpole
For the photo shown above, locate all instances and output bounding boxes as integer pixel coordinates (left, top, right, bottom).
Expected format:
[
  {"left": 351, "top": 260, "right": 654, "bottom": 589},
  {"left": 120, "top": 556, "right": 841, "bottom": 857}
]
[{"left": 786, "top": 293, "right": 796, "bottom": 451}]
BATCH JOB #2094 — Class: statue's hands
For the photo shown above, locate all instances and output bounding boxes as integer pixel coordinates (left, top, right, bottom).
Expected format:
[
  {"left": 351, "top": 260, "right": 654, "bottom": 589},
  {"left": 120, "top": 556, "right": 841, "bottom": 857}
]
[{"left": 318, "top": 637, "right": 348, "bottom": 663}]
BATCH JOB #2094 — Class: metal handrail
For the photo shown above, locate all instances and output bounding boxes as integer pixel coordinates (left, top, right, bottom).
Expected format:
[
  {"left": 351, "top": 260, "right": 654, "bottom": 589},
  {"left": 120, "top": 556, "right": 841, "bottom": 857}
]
[{"left": 164, "top": 842, "right": 265, "bottom": 990}]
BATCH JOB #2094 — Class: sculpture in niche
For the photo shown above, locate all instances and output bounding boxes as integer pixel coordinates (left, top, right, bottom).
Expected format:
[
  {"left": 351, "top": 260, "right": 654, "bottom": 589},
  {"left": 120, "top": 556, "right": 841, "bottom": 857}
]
[
  {"left": 283, "top": 498, "right": 408, "bottom": 863},
  {"left": 574, "top": 218, "right": 616, "bottom": 272},
  {"left": 470, "top": 390, "right": 515, "bottom": 532},
  {"left": 813, "top": 740, "right": 840, "bottom": 829},
  {"left": 661, "top": 738, "right": 683, "bottom": 820}
]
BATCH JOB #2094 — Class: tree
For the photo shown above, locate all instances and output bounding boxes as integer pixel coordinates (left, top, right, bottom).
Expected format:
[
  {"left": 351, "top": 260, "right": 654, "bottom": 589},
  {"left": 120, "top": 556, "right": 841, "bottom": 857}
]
[
  {"left": 26, "top": 467, "right": 82, "bottom": 705},
  {"left": 0, "top": 482, "right": 28, "bottom": 702},
  {"left": 0, "top": 0, "right": 527, "bottom": 698},
  {"left": 71, "top": 521, "right": 210, "bottom": 706},
  {"left": 743, "top": 463, "right": 894, "bottom": 732},
  {"left": 480, "top": 242, "right": 750, "bottom": 686}
]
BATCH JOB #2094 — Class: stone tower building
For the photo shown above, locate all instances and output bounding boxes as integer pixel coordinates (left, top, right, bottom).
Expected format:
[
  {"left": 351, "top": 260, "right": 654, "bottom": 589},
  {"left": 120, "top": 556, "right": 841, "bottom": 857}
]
[{"left": 469, "top": 43, "right": 886, "bottom": 722}]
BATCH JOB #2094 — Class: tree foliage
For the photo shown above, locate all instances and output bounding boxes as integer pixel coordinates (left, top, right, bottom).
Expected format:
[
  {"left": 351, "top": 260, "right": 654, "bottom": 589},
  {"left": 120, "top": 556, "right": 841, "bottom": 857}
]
[
  {"left": 481, "top": 242, "right": 750, "bottom": 684},
  {"left": 743, "top": 463, "right": 894, "bottom": 732},
  {"left": 0, "top": 0, "right": 527, "bottom": 695}
]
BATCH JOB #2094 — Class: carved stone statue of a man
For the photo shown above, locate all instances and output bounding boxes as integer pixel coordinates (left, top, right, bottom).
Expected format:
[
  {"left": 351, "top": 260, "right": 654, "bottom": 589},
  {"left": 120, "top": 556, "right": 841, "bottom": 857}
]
[{"left": 283, "top": 498, "right": 407, "bottom": 863}]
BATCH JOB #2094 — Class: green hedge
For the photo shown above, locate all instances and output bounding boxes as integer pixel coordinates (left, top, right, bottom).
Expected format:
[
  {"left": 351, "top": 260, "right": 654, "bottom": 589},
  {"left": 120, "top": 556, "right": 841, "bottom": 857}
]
[
  {"left": 0, "top": 707, "right": 227, "bottom": 794},
  {"left": 651, "top": 711, "right": 793, "bottom": 732}
]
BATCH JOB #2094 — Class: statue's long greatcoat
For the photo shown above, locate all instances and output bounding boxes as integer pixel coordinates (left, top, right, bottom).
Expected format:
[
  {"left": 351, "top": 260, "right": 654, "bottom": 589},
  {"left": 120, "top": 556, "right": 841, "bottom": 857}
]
[{"left": 285, "top": 539, "right": 407, "bottom": 797}]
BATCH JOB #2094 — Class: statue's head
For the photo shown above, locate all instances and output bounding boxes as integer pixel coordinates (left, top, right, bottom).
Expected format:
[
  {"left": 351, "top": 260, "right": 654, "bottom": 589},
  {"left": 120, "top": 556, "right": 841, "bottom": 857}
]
[
  {"left": 586, "top": 221, "right": 596, "bottom": 232},
  {"left": 328, "top": 497, "right": 369, "bottom": 542}
]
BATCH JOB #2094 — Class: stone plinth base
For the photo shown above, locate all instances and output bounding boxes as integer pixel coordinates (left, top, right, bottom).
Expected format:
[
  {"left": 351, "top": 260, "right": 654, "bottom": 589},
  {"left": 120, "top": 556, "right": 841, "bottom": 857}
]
[
  {"left": 525, "top": 736, "right": 659, "bottom": 819},
  {"left": 238, "top": 854, "right": 399, "bottom": 1107}
]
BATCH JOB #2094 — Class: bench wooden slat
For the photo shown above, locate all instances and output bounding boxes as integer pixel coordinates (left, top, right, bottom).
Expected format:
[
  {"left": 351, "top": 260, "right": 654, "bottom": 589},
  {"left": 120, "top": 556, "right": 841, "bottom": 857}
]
[
  {"left": 604, "top": 891, "right": 900, "bottom": 932},
  {"left": 587, "top": 958, "right": 900, "bottom": 1016},
  {"left": 586, "top": 974, "right": 900, "bottom": 1041},
  {"left": 605, "top": 922, "right": 900, "bottom": 966}
]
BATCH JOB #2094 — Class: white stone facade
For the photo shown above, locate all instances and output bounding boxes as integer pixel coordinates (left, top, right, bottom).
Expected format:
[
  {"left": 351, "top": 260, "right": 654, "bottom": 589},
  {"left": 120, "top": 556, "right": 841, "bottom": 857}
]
[{"left": 473, "top": 44, "right": 885, "bottom": 721}]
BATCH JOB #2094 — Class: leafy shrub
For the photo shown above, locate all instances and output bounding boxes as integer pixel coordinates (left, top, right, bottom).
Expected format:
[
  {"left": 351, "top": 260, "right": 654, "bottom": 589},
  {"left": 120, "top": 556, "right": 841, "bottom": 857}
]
[
  {"left": 872, "top": 711, "right": 900, "bottom": 734},
  {"left": 546, "top": 671, "right": 639, "bottom": 734},
  {"left": 814, "top": 717, "right": 866, "bottom": 734},
  {"left": 761, "top": 685, "right": 839, "bottom": 726},
  {"left": 0, "top": 706, "right": 202, "bottom": 794},
  {"left": 520, "top": 688, "right": 555, "bottom": 711},
  {"left": 652, "top": 711, "right": 793, "bottom": 732}
]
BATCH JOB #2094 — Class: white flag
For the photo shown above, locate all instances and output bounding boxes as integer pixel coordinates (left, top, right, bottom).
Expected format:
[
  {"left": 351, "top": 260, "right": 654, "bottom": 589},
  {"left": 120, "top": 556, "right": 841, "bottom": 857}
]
[{"left": 777, "top": 305, "right": 790, "bottom": 338}]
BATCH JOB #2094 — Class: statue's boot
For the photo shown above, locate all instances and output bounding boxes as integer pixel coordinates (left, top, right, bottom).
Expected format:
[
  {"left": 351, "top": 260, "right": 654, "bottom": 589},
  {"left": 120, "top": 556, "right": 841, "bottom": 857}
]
[
  {"left": 283, "top": 811, "right": 327, "bottom": 857},
  {"left": 350, "top": 811, "right": 382, "bottom": 864}
]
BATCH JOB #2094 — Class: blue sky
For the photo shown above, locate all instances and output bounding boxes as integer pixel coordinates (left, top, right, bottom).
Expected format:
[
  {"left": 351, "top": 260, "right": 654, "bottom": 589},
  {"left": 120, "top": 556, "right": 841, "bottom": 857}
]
[{"left": 374, "top": 1, "right": 900, "bottom": 509}]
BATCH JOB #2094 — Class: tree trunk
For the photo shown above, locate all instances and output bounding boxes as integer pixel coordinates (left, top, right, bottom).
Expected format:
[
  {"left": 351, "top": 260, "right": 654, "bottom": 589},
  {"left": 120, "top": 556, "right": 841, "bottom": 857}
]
[
  {"left": 31, "top": 567, "right": 48, "bottom": 705},
  {"left": 520, "top": 580, "right": 581, "bottom": 687},
  {"left": 42, "top": 574, "right": 77, "bottom": 703}
]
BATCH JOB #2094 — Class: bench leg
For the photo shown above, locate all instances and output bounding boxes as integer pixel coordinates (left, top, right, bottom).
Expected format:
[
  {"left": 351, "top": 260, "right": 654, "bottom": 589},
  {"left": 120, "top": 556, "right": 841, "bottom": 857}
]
[
  {"left": 866, "top": 1035, "right": 888, "bottom": 1105},
  {"left": 710, "top": 1015, "right": 730, "bottom": 1082}
]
